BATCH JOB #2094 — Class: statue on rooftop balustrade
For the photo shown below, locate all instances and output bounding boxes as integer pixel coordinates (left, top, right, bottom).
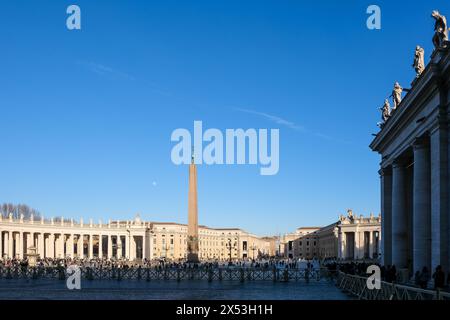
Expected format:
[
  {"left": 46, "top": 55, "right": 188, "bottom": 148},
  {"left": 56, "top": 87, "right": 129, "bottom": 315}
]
[
  {"left": 391, "top": 82, "right": 410, "bottom": 109},
  {"left": 347, "top": 209, "right": 354, "bottom": 222},
  {"left": 377, "top": 99, "right": 391, "bottom": 128},
  {"left": 432, "top": 11, "right": 448, "bottom": 49},
  {"left": 413, "top": 46, "right": 425, "bottom": 77}
]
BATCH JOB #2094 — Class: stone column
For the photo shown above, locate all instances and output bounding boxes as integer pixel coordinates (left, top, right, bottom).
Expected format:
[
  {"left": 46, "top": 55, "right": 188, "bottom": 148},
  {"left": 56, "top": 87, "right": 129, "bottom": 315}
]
[
  {"left": 369, "top": 231, "right": 374, "bottom": 259},
  {"left": 49, "top": 234, "right": 55, "bottom": 259},
  {"left": 98, "top": 235, "right": 103, "bottom": 259},
  {"left": 380, "top": 167, "right": 393, "bottom": 265},
  {"left": 125, "top": 234, "right": 130, "bottom": 260},
  {"left": 130, "top": 236, "right": 136, "bottom": 260},
  {"left": 54, "top": 234, "right": 59, "bottom": 258},
  {"left": 8, "top": 232, "right": 13, "bottom": 258},
  {"left": 14, "top": 233, "right": 19, "bottom": 259},
  {"left": 430, "top": 124, "right": 449, "bottom": 273},
  {"left": 354, "top": 230, "right": 359, "bottom": 260},
  {"left": 38, "top": 233, "right": 45, "bottom": 258},
  {"left": 3, "top": 232, "right": 7, "bottom": 258},
  {"left": 107, "top": 235, "right": 112, "bottom": 259},
  {"left": 143, "top": 235, "right": 147, "bottom": 260},
  {"left": 26, "top": 233, "right": 31, "bottom": 252},
  {"left": 88, "top": 235, "right": 93, "bottom": 259},
  {"left": 338, "top": 231, "right": 344, "bottom": 259},
  {"left": 78, "top": 234, "right": 84, "bottom": 258},
  {"left": 413, "top": 138, "right": 431, "bottom": 273},
  {"left": 44, "top": 236, "right": 49, "bottom": 257},
  {"left": 67, "top": 234, "right": 74, "bottom": 258},
  {"left": 0, "top": 231, "right": 3, "bottom": 258},
  {"left": 60, "top": 234, "right": 65, "bottom": 258},
  {"left": 4, "top": 232, "right": 9, "bottom": 258},
  {"left": 116, "top": 235, "right": 122, "bottom": 258},
  {"left": 18, "top": 232, "right": 24, "bottom": 259},
  {"left": 392, "top": 161, "right": 408, "bottom": 268}
]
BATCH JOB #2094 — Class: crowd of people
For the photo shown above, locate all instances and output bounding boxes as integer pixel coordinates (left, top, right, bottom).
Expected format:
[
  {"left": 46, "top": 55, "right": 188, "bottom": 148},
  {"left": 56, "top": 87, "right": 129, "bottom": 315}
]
[
  {"left": 322, "top": 260, "right": 450, "bottom": 291},
  {"left": 0, "top": 256, "right": 325, "bottom": 274},
  {"left": 2, "top": 256, "right": 450, "bottom": 291}
]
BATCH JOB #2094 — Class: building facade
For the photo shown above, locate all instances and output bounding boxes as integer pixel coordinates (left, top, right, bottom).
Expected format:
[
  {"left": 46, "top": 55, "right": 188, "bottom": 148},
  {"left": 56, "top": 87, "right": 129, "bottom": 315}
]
[
  {"left": 0, "top": 214, "right": 275, "bottom": 261},
  {"left": 370, "top": 42, "right": 450, "bottom": 274},
  {"left": 279, "top": 227, "right": 320, "bottom": 259},
  {"left": 280, "top": 211, "right": 381, "bottom": 261}
]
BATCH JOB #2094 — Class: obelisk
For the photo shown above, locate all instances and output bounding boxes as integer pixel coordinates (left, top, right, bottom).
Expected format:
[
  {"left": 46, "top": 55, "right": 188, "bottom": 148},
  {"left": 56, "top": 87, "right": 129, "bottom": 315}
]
[{"left": 187, "top": 148, "right": 199, "bottom": 263}]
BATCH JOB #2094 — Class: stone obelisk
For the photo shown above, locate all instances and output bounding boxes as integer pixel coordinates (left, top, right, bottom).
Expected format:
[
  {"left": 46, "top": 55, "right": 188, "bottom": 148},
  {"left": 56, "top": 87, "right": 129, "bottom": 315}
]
[{"left": 187, "top": 148, "right": 199, "bottom": 263}]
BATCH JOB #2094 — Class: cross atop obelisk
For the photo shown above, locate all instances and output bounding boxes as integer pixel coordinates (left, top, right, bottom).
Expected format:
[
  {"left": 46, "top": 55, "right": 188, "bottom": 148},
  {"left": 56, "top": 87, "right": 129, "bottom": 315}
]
[{"left": 187, "top": 146, "right": 199, "bottom": 263}]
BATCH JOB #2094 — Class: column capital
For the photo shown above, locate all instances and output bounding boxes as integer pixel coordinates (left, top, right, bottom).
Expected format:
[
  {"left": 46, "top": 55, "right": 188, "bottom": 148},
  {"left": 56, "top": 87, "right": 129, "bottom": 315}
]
[
  {"left": 392, "top": 159, "right": 407, "bottom": 168},
  {"left": 413, "top": 136, "right": 430, "bottom": 150},
  {"left": 379, "top": 166, "right": 392, "bottom": 176}
]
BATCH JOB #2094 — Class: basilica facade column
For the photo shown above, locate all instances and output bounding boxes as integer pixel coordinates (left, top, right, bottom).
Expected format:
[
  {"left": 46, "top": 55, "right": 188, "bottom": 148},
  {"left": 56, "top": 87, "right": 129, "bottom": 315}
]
[
  {"left": 392, "top": 161, "right": 408, "bottom": 268},
  {"left": 413, "top": 138, "right": 432, "bottom": 273},
  {"left": 429, "top": 122, "right": 449, "bottom": 273}
]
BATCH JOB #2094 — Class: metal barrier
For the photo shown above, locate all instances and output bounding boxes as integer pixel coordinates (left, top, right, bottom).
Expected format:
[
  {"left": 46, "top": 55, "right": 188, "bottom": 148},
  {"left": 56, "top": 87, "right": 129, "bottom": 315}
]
[
  {"left": 336, "top": 271, "right": 450, "bottom": 300},
  {"left": 0, "top": 266, "right": 326, "bottom": 282}
]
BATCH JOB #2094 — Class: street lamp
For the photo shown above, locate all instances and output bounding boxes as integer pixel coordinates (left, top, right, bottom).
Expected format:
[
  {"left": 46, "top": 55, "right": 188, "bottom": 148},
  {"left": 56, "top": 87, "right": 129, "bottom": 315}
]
[
  {"left": 226, "top": 239, "right": 233, "bottom": 263},
  {"left": 250, "top": 245, "right": 257, "bottom": 260}
]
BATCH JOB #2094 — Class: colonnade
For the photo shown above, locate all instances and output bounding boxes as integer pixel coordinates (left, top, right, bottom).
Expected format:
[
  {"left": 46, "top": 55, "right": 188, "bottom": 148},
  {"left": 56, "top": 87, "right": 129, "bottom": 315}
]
[
  {"left": 381, "top": 133, "right": 449, "bottom": 274},
  {"left": 0, "top": 217, "right": 148, "bottom": 260}
]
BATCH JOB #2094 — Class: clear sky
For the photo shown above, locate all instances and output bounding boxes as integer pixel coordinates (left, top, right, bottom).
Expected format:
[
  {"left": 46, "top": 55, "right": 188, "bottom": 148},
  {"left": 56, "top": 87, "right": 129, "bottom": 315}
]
[{"left": 1, "top": 0, "right": 448, "bottom": 236}]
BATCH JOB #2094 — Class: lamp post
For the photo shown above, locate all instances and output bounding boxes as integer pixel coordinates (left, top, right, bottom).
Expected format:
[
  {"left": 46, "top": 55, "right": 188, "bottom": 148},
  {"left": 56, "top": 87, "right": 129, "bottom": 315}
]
[
  {"left": 226, "top": 239, "right": 232, "bottom": 263},
  {"left": 251, "top": 245, "right": 257, "bottom": 260}
]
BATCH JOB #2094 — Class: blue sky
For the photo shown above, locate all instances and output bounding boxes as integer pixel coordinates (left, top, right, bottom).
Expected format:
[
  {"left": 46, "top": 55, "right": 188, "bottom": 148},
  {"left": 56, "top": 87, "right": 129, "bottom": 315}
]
[{"left": 1, "top": 0, "right": 448, "bottom": 236}]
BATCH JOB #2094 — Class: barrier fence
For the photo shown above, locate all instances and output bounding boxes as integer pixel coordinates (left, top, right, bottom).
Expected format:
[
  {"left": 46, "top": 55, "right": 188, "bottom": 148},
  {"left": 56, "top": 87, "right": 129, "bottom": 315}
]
[
  {"left": 0, "top": 265, "right": 326, "bottom": 282},
  {"left": 336, "top": 271, "right": 450, "bottom": 300}
]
